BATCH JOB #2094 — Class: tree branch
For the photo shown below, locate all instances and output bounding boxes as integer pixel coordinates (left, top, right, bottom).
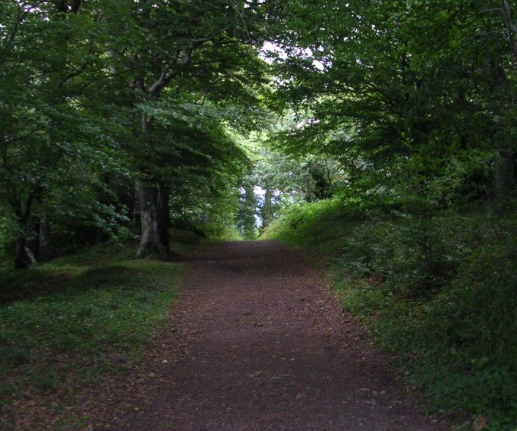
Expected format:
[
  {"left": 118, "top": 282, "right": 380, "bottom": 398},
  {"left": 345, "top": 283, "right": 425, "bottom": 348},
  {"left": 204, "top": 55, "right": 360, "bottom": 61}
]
[
  {"left": 502, "top": 0, "right": 517, "bottom": 67},
  {"left": 148, "top": 72, "right": 169, "bottom": 94},
  {"left": 0, "top": 1, "right": 46, "bottom": 67}
]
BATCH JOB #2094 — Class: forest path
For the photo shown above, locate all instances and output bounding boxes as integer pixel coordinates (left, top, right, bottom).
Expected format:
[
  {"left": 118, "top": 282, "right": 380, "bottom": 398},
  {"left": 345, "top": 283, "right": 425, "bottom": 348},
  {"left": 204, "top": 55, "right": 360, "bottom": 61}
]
[{"left": 96, "top": 240, "right": 448, "bottom": 431}]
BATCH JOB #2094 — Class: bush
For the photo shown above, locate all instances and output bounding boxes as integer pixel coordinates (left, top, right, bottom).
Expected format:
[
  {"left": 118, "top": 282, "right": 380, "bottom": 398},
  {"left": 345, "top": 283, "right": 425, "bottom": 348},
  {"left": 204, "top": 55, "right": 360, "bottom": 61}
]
[{"left": 339, "top": 211, "right": 517, "bottom": 429}]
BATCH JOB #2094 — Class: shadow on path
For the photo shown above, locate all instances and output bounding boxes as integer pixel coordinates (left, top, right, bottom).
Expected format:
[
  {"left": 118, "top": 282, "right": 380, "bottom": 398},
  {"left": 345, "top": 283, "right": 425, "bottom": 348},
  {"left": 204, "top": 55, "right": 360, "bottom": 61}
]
[{"left": 96, "top": 240, "right": 449, "bottom": 431}]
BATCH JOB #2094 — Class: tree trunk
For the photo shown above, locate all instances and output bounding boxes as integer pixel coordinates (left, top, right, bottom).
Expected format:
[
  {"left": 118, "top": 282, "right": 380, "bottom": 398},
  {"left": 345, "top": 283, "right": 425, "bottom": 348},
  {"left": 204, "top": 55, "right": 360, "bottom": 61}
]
[
  {"left": 135, "top": 183, "right": 175, "bottom": 259},
  {"left": 311, "top": 167, "right": 330, "bottom": 200},
  {"left": 261, "top": 187, "right": 274, "bottom": 230},
  {"left": 14, "top": 229, "right": 38, "bottom": 269},
  {"left": 132, "top": 184, "right": 142, "bottom": 236},
  {"left": 489, "top": 63, "right": 515, "bottom": 212},
  {"left": 494, "top": 3, "right": 517, "bottom": 210},
  {"left": 503, "top": 0, "right": 517, "bottom": 68},
  {"left": 135, "top": 112, "right": 178, "bottom": 260},
  {"left": 157, "top": 182, "right": 171, "bottom": 245},
  {"left": 14, "top": 237, "right": 32, "bottom": 269},
  {"left": 12, "top": 191, "right": 38, "bottom": 269},
  {"left": 239, "top": 183, "right": 257, "bottom": 239}
]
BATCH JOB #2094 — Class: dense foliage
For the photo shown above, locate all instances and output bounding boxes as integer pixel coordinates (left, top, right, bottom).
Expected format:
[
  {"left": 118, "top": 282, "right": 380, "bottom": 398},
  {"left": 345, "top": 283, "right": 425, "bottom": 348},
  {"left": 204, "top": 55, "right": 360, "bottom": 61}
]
[
  {"left": 2, "top": 0, "right": 517, "bottom": 429},
  {"left": 0, "top": 0, "right": 274, "bottom": 267}
]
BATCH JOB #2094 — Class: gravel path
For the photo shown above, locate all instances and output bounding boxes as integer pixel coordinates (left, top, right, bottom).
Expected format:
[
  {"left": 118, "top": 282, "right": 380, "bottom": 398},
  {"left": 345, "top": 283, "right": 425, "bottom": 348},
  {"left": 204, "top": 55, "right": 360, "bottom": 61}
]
[{"left": 95, "top": 240, "right": 449, "bottom": 431}]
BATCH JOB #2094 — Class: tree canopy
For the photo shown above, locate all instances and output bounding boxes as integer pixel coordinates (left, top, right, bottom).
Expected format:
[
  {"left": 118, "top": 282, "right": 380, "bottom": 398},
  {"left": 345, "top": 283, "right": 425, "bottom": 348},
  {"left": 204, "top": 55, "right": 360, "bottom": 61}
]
[
  {"left": 1, "top": 0, "right": 516, "bottom": 264},
  {"left": 0, "top": 0, "right": 276, "bottom": 265}
]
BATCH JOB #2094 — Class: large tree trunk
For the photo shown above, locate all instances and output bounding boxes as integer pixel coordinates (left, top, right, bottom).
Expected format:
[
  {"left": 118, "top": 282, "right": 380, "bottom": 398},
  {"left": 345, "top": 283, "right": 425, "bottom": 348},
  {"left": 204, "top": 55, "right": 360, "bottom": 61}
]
[
  {"left": 135, "top": 112, "right": 173, "bottom": 259},
  {"left": 135, "top": 183, "right": 175, "bottom": 259},
  {"left": 135, "top": 112, "right": 179, "bottom": 260}
]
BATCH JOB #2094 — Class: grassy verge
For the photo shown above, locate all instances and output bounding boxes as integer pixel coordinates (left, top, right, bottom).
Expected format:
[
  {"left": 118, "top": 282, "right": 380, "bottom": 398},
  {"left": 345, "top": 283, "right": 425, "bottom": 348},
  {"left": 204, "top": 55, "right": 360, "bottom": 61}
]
[
  {"left": 264, "top": 199, "right": 517, "bottom": 431},
  {"left": 0, "top": 241, "right": 182, "bottom": 431},
  {"left": 262, "top": 199, "right": 364, "bottom": 261}
]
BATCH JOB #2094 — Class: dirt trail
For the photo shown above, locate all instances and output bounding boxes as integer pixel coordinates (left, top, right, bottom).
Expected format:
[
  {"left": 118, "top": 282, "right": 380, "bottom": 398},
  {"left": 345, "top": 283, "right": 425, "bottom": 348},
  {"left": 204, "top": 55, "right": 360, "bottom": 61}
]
[{"left": 96, "top": 240, "right": 449, "bottom": 431}]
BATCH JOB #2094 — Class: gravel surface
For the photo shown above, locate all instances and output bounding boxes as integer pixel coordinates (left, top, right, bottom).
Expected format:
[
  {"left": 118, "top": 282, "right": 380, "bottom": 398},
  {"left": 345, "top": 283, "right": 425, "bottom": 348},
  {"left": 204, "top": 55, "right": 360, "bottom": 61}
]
[{"left": 94, "top": 240, "right": 450, "bottom": 431}]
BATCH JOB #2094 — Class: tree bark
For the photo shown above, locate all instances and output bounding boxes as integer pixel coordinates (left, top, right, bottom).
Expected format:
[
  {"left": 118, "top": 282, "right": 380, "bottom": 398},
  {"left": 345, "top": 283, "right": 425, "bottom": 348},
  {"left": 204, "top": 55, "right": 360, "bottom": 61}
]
[
  {"left": 261, "top": 187, "right": 274, "bottom": 230},
  {"left": 489, "top": 63, "right": 515, "bottom": 212},
  {"left": 12, "top": 191, "right": 38, "bottom": 269},
  {"left": 132, "top": 185, "right": 142, "bottom": 236},
  {"left": 503, "top": 0, "right": 517, "bottom": 67},
  {"left": 135, "top": 183, "right": 176, "bottom": 259},
  {"left": 239, "top": 183, "right": 257, "bottom": 239},
  {"left": 135, "top": 112, "right": 179, "bottom": 260},
  {"left": 136, "top": 184, "right": 166, "bottom": 258},
  {"left": 493, "top": 1, "right": 517, "bottom": 211},
  {"left": 14, "top": 238, "right": 32, "bottom": 269},
  {"left": 14, "top": 221, "right": 38, "bottom": 268},
  {"left": 157, "top": 182, "right": 171, "bottom": 244}
]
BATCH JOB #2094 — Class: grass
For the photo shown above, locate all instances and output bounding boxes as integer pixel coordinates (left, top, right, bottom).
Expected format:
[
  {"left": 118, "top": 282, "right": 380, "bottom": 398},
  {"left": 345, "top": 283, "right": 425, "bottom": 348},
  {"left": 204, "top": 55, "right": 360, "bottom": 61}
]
[
  {"left": 262, "top": 198, "right": 363, "bottom": 261},
  {"left": 0, "top": 241, "right": 182, "bottom": 431}
]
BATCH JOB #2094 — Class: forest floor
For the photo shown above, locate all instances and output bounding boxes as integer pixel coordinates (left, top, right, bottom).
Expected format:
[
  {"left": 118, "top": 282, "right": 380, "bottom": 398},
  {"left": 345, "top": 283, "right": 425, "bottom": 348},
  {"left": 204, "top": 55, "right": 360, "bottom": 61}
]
[{"left": 89, "top": 240, "right": 451, "bottom": 431}]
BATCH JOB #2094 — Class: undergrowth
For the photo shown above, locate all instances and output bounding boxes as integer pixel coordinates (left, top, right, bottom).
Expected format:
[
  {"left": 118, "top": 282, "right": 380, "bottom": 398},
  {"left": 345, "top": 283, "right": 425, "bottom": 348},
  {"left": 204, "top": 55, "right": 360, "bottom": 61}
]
[
  {"left": 264, "top": 198, "right": 517, "bottom": 431},
  {"left": 262, "top": 198, "right": 364, "bottom": 259},
  {"left": 0, "top": 241, "right": 181, "bottom": 431}
]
